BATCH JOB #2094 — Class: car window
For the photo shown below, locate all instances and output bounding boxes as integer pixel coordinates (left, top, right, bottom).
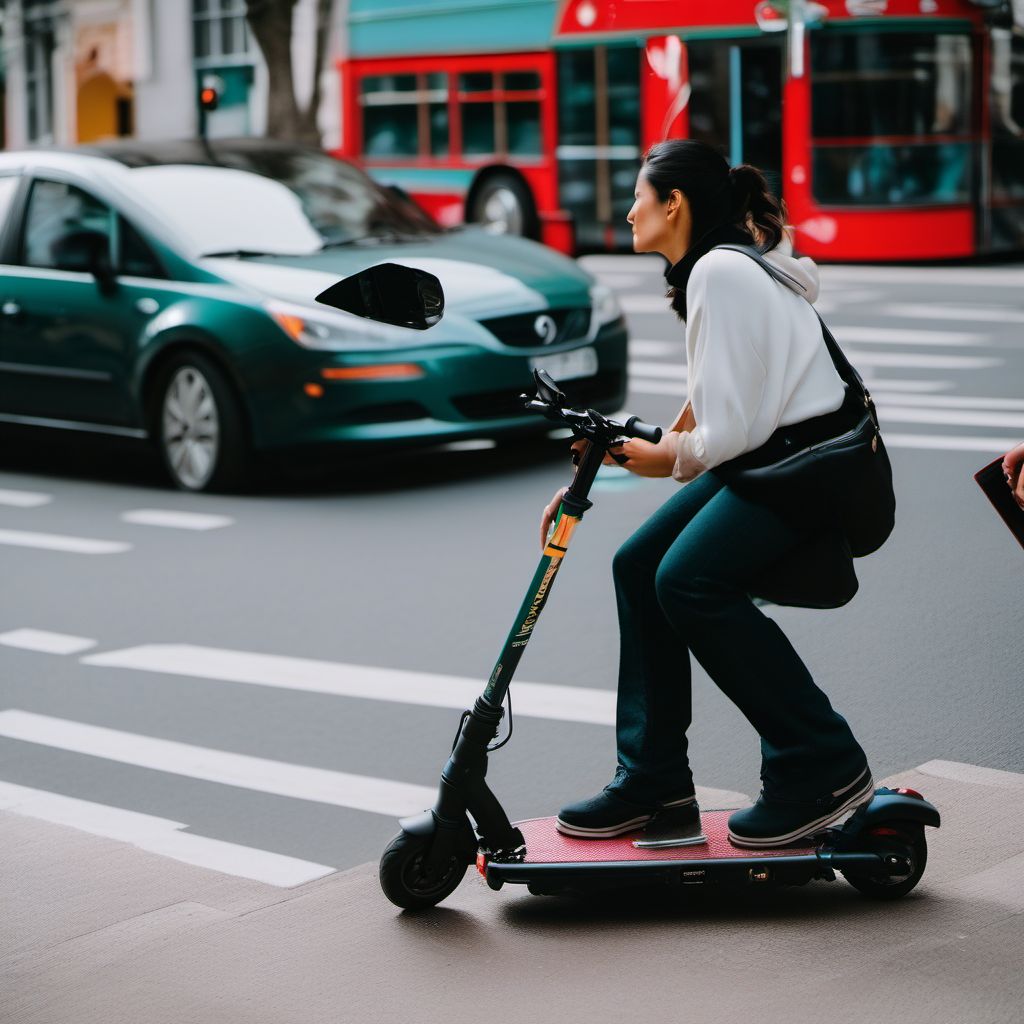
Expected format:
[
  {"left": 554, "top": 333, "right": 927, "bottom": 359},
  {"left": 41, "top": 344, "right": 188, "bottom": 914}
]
[
  {"left": 21, "top": 179, "right": 114, "bottom": 270},
  {"left": 0, "top": 176, "right": 21, "bottom": 236},
  {"left": 119, "top": 216, "right": 164, "bottom": 278}
]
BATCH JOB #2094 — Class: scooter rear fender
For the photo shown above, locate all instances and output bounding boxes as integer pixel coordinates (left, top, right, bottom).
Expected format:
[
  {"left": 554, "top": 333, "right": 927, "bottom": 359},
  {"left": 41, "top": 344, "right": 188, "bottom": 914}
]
[{"left": 849, "top": 791, "right": 941, "bottom": 832}]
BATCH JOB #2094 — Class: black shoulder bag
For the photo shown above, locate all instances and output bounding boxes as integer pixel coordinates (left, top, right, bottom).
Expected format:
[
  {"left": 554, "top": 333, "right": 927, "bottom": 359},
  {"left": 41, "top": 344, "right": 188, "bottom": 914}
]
[{"left": 710, "top": 244, "right": 896, "bottom": 559}]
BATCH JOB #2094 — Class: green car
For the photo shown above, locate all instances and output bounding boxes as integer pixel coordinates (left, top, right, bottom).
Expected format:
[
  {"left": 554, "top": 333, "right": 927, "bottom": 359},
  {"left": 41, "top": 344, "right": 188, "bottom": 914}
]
[{"left": 0, "top": 140, "right": 628, "bottom": 491}]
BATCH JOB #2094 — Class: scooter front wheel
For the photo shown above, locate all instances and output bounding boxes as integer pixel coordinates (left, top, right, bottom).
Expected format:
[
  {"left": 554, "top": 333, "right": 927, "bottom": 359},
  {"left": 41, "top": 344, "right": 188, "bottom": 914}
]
[
  {"left": 841, "top": 824, "right": 927, "bottom": 900},
  {"left": 379, "top": 830, "right": 470, "bottom": 910}
]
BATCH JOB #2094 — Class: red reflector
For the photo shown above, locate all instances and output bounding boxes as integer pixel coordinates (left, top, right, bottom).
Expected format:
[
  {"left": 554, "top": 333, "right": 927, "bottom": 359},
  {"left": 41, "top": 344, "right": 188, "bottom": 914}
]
[
  {"left": 476, "top": 852, "right": 488, "bottom": 876},
  {"left": 895, "top": 788, "right": 924, "bottom": 800}
]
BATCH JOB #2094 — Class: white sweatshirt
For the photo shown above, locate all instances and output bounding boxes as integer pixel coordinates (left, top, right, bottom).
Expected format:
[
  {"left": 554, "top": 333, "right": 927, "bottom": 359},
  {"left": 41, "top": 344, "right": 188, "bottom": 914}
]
[{"left": 684, "top": 247, "right": 846, "bottom": 470}]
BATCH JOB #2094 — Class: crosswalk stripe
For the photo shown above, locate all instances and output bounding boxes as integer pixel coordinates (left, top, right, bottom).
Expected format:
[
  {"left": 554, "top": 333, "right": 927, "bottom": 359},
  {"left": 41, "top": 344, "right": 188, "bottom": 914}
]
[
  {"left": 834, "top": 326, "right": 986, "bottom": 347},
  {"left": 120, "top": 509, "right": 235, "bottom": 531},
  {"left": 879, "top": 406, "right": 1024, "bottom": 430},
  {"left": 0, "top": 529, "right": 131, "bottom": 554},
  {"left": 620, "top": 295, "right": 675, "bottom": 314},
  {"left": 882, "top": 433, "right": 1021, "bottom": 453},
  {"left": 880, "top": 303, "right": 1024, "bottom": 325},
  {"left": 0, "top": 488, "right": 53, "bottom": 508},
  {"left": 0, "top": 629, "right": 97, "bottom": 655},
  {"left": 629, "top": 339, "right": 680, "bottom": 358},
  {"left": 819, "top": 266, "right": 1024, "bottom": 287},
  {"left": 840, "top": 352, "right": 999, "bottom": 369},
  {"left": 0, "top": 779, "right": 334, "bottom": 887},
  {"left": 629, "top": 361, "right": 687, "bottom": 380},
  {"left": 872, "top": 393, "right": 1024, "bottom": 411},
  {"left": 0, "top": 709, "right": 438, "bottom": 817},
  {"left": 81, "top": 643, "right": 617, "bottom": 726}
]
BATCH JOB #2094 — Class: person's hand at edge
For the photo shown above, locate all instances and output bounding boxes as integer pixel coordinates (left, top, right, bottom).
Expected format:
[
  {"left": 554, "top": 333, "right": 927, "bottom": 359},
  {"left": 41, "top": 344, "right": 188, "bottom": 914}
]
[{"left": 1002, "top": 440, "right": 1024, "bottom": 511}]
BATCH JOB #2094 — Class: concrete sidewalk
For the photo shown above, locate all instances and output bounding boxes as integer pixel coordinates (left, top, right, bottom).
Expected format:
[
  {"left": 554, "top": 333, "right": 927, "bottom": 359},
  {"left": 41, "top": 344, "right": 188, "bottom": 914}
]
[{"left": 3, "top": 762, "right": 1023, "bottom": 1024}]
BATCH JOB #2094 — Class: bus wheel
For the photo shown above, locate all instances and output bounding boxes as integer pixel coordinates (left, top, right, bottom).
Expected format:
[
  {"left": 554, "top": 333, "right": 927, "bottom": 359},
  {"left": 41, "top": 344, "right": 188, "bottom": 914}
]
[{"left": 471, "top": 174, "right": 538, "bottom": 238}]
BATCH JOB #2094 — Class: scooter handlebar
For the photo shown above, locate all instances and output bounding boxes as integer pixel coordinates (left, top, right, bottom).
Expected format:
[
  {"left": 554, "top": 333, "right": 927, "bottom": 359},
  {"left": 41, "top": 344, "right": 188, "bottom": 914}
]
[{"left": 623, "top": 416, "right": 662, "bottom": 445}]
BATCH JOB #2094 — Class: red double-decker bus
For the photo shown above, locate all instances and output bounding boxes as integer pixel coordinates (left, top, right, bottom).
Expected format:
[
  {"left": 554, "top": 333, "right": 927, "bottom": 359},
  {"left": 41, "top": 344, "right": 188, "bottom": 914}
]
[{"left": 338, "top": 0, "right": 1024, "bottom": 261}]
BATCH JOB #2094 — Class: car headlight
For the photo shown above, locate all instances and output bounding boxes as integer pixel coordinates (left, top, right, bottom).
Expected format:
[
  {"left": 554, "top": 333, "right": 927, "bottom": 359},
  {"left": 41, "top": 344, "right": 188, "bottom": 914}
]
[
  {"left": 265, "top": 299, "right": 409, "bottom": 350},
  {"left": 589, "top": 283, "right": 622, "bottom": 330}
]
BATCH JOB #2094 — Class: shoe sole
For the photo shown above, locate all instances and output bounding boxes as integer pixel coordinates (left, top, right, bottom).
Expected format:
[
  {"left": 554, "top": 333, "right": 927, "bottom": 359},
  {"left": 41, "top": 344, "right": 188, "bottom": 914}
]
[
  {"left": 727, "top": 775, "right": 875, "bottom": 849},
  {"left": 555, "top": 795, "right": 696, "bottom": 840}
]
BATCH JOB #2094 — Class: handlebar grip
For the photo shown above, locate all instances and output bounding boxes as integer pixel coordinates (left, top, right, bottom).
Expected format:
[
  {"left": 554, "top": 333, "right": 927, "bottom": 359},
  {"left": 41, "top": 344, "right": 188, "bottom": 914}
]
[{"left": 624, "top": 416, "right": 662, "bottom": 444}]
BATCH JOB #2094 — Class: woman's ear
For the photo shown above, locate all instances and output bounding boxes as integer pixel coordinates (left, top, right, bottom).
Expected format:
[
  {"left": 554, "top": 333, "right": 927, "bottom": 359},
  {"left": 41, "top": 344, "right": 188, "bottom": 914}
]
[{"left": 666, "top": 189, "right": 683, "bottom": 219}]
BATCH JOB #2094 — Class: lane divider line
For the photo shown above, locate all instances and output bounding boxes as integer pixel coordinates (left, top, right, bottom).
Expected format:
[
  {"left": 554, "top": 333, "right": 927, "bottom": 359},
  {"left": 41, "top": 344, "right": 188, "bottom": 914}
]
[
  {"left": 0, "top": 489, "right": 53, "bottom": 508},
  {"left": 0, "top": 629, "right": 97, "bottom": 655},
  {"left": 120, "top": 509, "right": 235, "bottom": 531},
  {"left": 0, "top": 779, "right": 334, "bottom": 887},
  {"left": 0, "top": 529, "right": 131, "bottom": 554}
]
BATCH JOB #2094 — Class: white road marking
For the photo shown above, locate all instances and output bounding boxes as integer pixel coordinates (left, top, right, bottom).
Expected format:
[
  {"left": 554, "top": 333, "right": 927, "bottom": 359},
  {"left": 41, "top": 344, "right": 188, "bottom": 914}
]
[
  {"left": 0, "top": 629, "right": 97, "bottom": 655},
  {"left": 0, "top": 710, "right": 437, "bottom": 817},
  {"left": 819, "top": 266, "right": 1024, "bottom": 287},
  {"left": 629, "top": 339, "right": 680, "bottom": 358},
  {"left": 0, "top": 488, "right": 53, "bottom": 508},
  {"left": 82, "top": 644, "right": 617, "bottom": 727},
  {"left": 840, "top": 352, "right": 999, "bottom": 369},
  {"left": 629, "top": 360, "right": 687, "bottom": 380},
  {"left": 874, "top": 393, "right": 1024, "bottom": 411},
  {"left": 620, "top": 295, "right": 676, "bottom": 314},
  {"left": 834, "top": 326, "right": 986, "bottom": 347},
  {"left": 630, "top": 380, "right": 689, "bottom": 397},
  {"left": 864, "top": 380, "right": 953, "bottom": 393},
  {"left": 879, "top": 406, "right": 1024, "bottom": 430},
  {"left": 120, "top": 509, "right": 235, "bottom": 531},
  {"left": 880, "top": 303, "right": 1024, "bottom": 325},
  {"left": 589, "top": 272, "right": 646, "bottom": 288},
  {"left": 0, "top": 529, "right": 131, "bottom": 554},
  {"left": 579, "top": 255, "right": 664, "bottom": 275},
  {"left": 0, "top": 780, "right": 334, "bottom": 887},
  {"left": 882, "top": 433, "right": 1022, "bottom": 453}
]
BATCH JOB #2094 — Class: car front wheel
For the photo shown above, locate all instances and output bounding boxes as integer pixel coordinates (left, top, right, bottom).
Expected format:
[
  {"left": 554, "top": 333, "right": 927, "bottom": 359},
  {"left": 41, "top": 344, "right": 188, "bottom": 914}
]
[{"left": 156, "top": 352, "right": 249, "bottom": 492}]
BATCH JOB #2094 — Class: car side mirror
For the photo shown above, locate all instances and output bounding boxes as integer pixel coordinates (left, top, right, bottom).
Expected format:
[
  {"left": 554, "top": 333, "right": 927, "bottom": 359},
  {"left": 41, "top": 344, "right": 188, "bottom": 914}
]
[
  {"left": 51, "top": 229, "right": 117, "bottom": 295},
  {"left": 314, "top": 262, "right": 444, "bottom": 330}
]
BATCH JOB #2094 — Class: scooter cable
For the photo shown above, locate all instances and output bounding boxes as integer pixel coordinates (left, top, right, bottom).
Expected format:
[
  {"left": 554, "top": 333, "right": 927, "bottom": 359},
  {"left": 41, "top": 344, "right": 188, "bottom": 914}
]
[{"left": 487, "top": 688, "right": 513, "bottom": 752}]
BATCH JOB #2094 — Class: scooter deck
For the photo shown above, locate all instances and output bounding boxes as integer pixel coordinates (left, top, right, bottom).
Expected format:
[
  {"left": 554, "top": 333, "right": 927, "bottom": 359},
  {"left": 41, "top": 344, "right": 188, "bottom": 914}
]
[{"left": 483, "top": 811, "right": 830, "bottom": 893}]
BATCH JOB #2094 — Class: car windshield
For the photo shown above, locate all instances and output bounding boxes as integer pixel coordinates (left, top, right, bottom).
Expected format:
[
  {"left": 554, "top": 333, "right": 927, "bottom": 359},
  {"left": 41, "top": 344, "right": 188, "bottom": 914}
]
[{"left": 124, "top": 146, "right": 440, "bottom": 257}]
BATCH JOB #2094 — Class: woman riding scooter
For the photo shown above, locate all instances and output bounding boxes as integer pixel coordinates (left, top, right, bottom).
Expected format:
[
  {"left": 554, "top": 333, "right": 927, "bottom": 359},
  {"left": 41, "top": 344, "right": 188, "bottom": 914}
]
[{"left": 543, "top": 140, "right": 874, "bottom": 848}]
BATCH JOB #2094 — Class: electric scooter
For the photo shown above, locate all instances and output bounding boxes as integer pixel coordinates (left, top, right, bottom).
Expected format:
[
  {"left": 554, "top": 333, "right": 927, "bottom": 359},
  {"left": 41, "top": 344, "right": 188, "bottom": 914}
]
[{"left": 316, "top": 263, "right": 941, "bottom": 911}]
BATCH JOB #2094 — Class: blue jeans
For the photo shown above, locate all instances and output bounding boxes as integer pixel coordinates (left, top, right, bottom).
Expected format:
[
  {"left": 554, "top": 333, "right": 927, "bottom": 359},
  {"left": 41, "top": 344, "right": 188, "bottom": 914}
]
[{"left": 612, "top": 472, "right": 867, "bottom": 802}]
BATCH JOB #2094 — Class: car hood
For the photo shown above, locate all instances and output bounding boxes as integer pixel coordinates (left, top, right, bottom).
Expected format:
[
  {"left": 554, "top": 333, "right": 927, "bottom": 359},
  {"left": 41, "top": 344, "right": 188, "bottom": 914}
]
[{"left": 201, "top": 229, "right": 594, "bottom": 321}]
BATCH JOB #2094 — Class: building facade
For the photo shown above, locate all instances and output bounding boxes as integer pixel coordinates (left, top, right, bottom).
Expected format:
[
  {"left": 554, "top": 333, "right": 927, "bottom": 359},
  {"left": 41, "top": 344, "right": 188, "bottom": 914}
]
[{"left": 0, "top": 0, "right": 344, "bottom": 149}]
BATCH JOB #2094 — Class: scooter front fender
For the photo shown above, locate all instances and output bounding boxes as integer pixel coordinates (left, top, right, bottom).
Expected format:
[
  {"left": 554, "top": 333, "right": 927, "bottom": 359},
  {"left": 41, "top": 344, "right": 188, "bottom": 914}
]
[{"left": 398, "top": 810, "right": 438, "bottom": 837}]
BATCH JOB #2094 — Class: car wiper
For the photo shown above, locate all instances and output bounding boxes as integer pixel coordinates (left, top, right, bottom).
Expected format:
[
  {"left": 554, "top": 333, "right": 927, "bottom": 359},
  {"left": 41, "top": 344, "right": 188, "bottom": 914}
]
[
  {"left": 199, "top": 248, "right": 284, "bottom": 259},
  {"left": 318, "top": 230, "right": 435, "bottom": 250}
]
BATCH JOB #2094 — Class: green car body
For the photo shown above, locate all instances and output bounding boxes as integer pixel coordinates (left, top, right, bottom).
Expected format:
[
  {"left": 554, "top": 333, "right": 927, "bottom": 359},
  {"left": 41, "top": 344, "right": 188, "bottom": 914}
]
[{"left": 0, "top": 140, "right": 628, "bottom": 488}]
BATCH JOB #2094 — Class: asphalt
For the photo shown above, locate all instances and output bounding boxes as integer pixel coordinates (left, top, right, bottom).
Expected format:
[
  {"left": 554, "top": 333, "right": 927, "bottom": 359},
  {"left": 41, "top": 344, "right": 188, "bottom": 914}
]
[{"left": 4, "top": 760, "right": 1023, "bottom": 1024}]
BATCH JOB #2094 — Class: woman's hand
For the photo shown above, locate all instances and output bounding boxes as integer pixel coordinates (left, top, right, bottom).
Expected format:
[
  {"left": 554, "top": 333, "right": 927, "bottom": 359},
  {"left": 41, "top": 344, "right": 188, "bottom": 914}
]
[
  {"left": 1002, "top": 440, "right": 1024, "bottom": 510},
  {"left": 607, "top": 433, "right": 679, "bottom": 478},
  {"left": 540, "top": 485, "right": 569, "bottom": 551}
]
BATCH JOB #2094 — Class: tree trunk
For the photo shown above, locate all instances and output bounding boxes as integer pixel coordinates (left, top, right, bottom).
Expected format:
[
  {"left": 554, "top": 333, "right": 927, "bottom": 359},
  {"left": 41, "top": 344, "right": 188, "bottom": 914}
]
[
  {"left": 295, "top": 0, "right": 334, "bottom": 145},
  {"left": 244, "top": 0, "right": 302, "bottom": 141}
]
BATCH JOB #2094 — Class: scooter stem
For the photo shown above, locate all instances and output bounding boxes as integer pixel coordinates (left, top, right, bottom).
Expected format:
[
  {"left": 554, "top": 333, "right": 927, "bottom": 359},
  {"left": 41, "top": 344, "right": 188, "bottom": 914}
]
[{"left": 422, "top": 439, "right": 608, "bottom": 862}]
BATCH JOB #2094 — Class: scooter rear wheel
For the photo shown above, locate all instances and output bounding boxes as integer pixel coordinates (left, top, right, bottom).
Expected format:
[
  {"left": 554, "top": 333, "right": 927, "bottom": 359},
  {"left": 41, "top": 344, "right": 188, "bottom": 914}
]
[
  {"left": 841, "top": 824, "right": 927, "bottom": 900},
  {"left": 379, "top": 830, "right": 469, "bottom": 910}
]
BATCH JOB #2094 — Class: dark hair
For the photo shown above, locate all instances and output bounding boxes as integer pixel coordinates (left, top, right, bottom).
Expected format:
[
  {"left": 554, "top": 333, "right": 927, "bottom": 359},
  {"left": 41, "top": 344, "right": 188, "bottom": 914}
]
[
  {"left": 641, "top": 139, "right": 787, "bottom": 252},
  {"left": 641, "top": 140, "right": 787, "bottom": 318}
]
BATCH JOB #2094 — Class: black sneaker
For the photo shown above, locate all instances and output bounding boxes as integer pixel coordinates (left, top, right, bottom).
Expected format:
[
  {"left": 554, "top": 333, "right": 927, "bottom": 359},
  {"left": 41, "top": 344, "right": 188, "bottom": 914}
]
[
  {"left": 728, "top": 766, "right": 875, "bottom": 848},
  {"left": 556, "top": 787, "right": 699, "bottom": 839}
]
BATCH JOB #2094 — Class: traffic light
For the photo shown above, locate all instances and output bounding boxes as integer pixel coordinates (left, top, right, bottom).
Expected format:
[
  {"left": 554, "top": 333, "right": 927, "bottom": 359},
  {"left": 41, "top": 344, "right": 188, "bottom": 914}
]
[{"left": 199, "top": 75, "right": 223, "bottom": 112}]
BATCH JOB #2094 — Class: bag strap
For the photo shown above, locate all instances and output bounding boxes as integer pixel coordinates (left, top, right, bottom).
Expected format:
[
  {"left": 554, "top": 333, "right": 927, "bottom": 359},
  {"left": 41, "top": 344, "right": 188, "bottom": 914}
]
[{"left": 712, "top": 243, "right": 879, "bottom": 430}]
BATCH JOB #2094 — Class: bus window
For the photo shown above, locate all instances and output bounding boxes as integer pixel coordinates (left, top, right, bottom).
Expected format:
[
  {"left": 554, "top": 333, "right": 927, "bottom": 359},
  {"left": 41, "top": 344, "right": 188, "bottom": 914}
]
[
  {"left": 458, "top": 71, "right": 542, "bottom": 158},
  {"left": 361, "top": 73, "right": 449, "bottom": 159},
  {"left": 556, "top": 46, "right": 639, "bottom": 249},
  {"left": 810, "top": 29, "right": 973, "bottom": 206},
  {"left": 990, "top": 28, "right": 1024, "bottom": 249}
]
